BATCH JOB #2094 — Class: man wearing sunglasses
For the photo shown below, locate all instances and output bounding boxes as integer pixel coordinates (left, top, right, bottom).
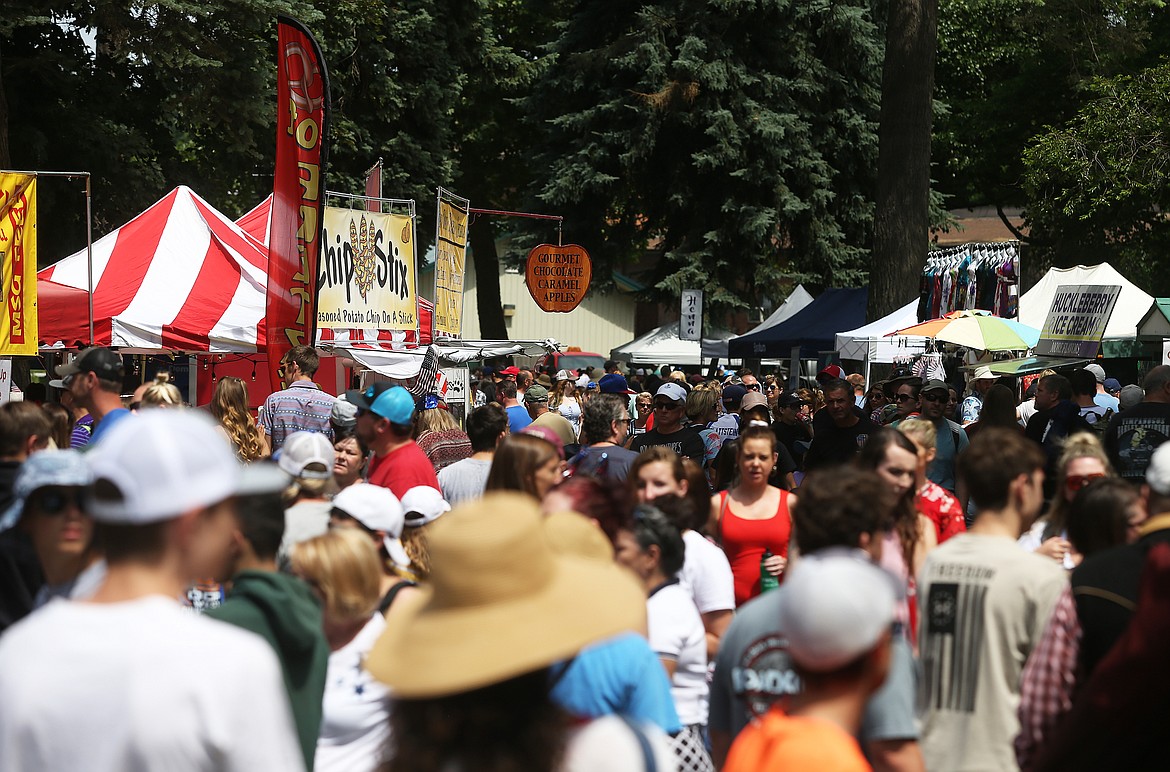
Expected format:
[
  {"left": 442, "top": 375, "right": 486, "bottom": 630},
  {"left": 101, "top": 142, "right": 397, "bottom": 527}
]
[
  {"left": 918, "top": 379, "right": 969, "bottom": 496},
  {"left": 348, "top": 383, "right": 440, "bottom": 498},
  {"left": 50, "top": 347, "right": 131, "bottom": 446},
  {"left": 259, "top": 345, "right": 337, "bottom": 453},
  {"left": 628, "top": 383, "right": 705, "bottom": 463}
]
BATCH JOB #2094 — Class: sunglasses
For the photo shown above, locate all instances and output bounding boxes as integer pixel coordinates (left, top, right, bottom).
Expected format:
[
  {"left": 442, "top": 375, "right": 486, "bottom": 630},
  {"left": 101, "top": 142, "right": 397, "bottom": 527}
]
[
  {"left": 921, "top": 392, "right": 946, "bottom": 403},
  {"left": 30, "top": 486, "right": 85, "bottom": 516},
  {"left": 895, "top": 393, "right": 917, "bottom": 403},
  {"left": 654, "top": 401, "right": 683, "bottom": 410},
  {"left": 1066, "top": 473, "right": 1106, "bottom": 493},
  {"left": 745, "top": 383, "right": 761, "bottom": 391}
]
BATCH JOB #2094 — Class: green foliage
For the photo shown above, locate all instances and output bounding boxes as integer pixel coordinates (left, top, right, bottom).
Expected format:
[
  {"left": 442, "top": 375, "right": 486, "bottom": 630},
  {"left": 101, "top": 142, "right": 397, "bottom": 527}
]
[
  {"left": 1023, "top": 63, "right": 1170, "bottom": 293},
  {"left": 517, "top": 0, "right": 884, "bottom": 318}
]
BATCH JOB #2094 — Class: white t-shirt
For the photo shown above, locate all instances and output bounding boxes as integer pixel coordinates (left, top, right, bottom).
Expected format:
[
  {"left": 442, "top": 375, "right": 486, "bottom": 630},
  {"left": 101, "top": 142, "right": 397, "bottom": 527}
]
[
  {"left": 918, "top": 533, "right": 1067, "bottom": 772},
  {"left": 562, "top": 715, "right": 675, "bottom": 772},
  {"left": 678, "top": 530, "right": 735, "bottom": 614},
  {"left": 646, "top": 582, "right": 709, "bottom": 727},
  {"left": 438, "top": 457, "right": 493, "bottom": 506},
  {"left": 316, "top": 614, "right": 393, "bottom": 772},
  {"left": 0, "top": 595, "right": 303, "bottom": 772}
]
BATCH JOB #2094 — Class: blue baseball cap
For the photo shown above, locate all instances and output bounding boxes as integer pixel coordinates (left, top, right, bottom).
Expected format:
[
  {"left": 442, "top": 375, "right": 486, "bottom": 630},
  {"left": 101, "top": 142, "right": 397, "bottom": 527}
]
[
  {"left": 0, "top": 450, "right": 92, "bottom": 531},
  {"left": 346, "top": 383, "right": 416, "bottom": 425},
  {"left": 598, "top": 373, "right": 635, "bottom": 394}
]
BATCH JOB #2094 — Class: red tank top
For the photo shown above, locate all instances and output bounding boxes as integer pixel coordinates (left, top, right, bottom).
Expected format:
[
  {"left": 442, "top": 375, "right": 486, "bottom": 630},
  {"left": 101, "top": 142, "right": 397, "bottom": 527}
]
[{"left": 719, "top": 489, "right": 792, "bottom": 607}]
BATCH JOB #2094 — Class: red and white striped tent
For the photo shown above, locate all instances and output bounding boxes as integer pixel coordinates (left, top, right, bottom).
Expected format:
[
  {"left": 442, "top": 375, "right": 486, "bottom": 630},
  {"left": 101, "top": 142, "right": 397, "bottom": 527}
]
[
  {"left": 39, "top": 186, "right": 269, "bottom": 352},
  {"left": 235, "top": 195, "right": 434, "bottom": 349}
]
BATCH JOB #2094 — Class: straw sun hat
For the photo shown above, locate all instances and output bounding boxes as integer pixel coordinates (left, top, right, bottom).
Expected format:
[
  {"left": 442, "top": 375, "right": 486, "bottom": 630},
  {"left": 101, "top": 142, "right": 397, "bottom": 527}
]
[{"left": 366, "top": 492, "right": 644, "bottom": 698}]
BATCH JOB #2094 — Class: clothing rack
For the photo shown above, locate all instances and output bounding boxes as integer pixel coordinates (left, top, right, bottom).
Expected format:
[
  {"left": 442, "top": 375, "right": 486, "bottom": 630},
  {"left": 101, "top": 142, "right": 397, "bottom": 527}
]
[{"left": 918, "top": 242, "right": 1020, "bottom": 322}]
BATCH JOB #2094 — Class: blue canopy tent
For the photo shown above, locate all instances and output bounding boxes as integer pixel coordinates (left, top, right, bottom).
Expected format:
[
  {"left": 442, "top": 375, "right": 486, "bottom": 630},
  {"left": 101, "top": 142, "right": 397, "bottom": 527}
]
[{"left": 727, "top": 288, "right": 869, "bottom": 358}]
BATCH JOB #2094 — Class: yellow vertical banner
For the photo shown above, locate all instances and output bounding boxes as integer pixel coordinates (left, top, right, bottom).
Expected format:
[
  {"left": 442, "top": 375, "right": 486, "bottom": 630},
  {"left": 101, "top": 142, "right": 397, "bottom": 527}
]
[
  {"left": 433, "top": 189, "right": 469, "bottom": 338},
  {"left": 0, "top": 175, "right": 37, "bottom": 355}
]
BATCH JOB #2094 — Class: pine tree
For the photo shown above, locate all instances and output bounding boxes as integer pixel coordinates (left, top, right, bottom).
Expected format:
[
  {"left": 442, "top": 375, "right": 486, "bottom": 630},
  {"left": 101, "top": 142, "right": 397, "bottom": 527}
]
[{"left": 521, "top": 0, "right": 884, "bottom": 321}]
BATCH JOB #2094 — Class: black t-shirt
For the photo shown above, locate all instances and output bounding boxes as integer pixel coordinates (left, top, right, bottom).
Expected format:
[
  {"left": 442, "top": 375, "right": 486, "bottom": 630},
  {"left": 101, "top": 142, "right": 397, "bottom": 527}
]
[
  {"left": 803, "top": 415, "right": 880, "bottom": 471},
  {"left": 630, "top": 425, "right": 706, "bottom": 463},
  {"left": 1104, "top": 401, "right": 1170, "bottom": 481},
  {"left": 772, "top": 419, "right": 812, "bottom": 463}
]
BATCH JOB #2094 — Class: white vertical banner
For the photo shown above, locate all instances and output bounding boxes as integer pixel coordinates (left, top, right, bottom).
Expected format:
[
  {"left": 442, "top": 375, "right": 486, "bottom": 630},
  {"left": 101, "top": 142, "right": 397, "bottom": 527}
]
[
  {"left": 440, "top": 366, "right": 469, "bottom": 404},
  {"left": 0, "top": 359, "right": 12, "bottom": 405},
  {"left": 680, "top": 289, "right": 703, "bottom": 341}
]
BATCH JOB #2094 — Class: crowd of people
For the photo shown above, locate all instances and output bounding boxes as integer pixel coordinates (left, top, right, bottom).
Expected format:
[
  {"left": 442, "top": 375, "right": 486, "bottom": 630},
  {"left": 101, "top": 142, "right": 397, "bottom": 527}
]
[{"left": 1, "top": 344, "right": 1169, "bottom": 771}]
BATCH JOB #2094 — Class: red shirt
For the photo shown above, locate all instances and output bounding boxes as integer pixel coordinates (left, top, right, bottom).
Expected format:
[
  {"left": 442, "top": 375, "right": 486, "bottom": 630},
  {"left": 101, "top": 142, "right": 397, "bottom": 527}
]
[
  {"left": 916, "top": 481, "right": 966, "bottom": 543},
  {"left": 367, "top": 441, "right": 441, "bottom": 498}
]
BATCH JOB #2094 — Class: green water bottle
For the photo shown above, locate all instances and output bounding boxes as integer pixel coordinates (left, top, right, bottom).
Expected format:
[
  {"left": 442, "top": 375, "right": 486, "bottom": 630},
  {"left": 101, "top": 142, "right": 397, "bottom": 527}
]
[{"left": 760, "top": 550, "right": 780, "bottom": 593}]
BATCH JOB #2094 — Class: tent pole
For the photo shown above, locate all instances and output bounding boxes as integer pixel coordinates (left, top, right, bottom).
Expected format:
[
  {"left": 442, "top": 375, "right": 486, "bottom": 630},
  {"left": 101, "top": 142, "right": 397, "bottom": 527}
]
[{"left": 85, "top": 175, "right": 94, "bottom": 346}]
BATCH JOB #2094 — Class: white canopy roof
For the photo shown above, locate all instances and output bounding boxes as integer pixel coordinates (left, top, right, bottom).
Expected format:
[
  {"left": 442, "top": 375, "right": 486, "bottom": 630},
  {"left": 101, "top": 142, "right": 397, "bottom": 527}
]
[
  {"left": 834, "top": 299, "right": 927, "bottom": 363},
  {"left": 699, "top": 284, "right": 815, "bottom": 360},
  {"left": 611, "top": 322, "right": 733, "bottom": 366},
  {"left": 1020, "top": 263, "right": 1153, "bottom": 340}
]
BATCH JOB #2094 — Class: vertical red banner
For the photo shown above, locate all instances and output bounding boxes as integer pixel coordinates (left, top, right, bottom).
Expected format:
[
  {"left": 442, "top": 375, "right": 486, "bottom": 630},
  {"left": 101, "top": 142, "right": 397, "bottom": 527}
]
[{"left": 267, "top": 15, "right": 330, "bottom": 387}]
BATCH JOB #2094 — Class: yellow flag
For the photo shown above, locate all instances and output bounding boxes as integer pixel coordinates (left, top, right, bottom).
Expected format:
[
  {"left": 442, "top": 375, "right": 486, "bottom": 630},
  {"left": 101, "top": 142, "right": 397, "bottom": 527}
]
[{"left": 0, "top": 174, "right": 38, "bottom": 355}]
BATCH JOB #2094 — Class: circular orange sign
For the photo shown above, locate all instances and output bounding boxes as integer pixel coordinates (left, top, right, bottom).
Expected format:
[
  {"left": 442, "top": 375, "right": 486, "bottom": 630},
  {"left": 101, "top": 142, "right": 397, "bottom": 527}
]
[{"left": 525, "top": 244, "right": 592, "bottom": 313}]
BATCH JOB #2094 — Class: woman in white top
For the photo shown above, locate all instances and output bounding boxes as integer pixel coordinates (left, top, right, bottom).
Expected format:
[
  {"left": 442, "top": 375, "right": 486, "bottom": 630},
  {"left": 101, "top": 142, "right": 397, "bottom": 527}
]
[
  {"left": 290, "top": 529, "right": 393, "bottom": 772},
  {"left": 550, "top": 375, "right": 583, "bottom": 438},
  {"left": 614, "top": 504, "right": 714, "bottom": 772},
  {"left": 629, "top": 446, "right": 734, "bottom": 659}
]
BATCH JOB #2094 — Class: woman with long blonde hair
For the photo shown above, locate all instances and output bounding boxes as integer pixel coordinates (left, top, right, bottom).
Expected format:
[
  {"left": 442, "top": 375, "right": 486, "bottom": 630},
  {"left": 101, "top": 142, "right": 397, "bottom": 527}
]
[{"left": 210, "top": 376, "right": 269, "bottom": 461}]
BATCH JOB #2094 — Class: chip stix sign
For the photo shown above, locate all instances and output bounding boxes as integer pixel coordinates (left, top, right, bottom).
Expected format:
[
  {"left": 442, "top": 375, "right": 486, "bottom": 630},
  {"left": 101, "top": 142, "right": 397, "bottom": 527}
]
[
  {"left": 317, "top": 207, "right": 417, "bottom": 333},
  {"left": 1034, "top": 284, "right": 1122, "bottom": 358},
  {"left": 525, "top": 244, "right": 592, "bottom": 313}
]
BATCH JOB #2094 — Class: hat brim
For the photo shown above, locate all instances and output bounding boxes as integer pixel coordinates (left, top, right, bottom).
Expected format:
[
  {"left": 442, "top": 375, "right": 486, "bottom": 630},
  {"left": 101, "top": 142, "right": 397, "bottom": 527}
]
[
  {"left": 600, "top": 388, "right": 636, "bottom": 395},
  {"left": 366, "top": 556, "right": 645, "bottom": 698}
]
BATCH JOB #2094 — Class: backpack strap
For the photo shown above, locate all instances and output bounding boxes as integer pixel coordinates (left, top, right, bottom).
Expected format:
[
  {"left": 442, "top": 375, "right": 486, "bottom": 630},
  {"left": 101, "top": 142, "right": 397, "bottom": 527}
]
[
  {"left": 377, "top": 579, "right": 418, "bottom": 615},
  {"left": 617, "top": 715, "right": 658, "bottom": 772}
]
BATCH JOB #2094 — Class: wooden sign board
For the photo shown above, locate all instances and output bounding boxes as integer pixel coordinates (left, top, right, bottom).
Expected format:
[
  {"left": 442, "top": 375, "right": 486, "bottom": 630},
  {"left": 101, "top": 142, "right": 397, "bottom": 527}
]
[{"left": 525, "top": 244, "right": 592, "bottom": 313}]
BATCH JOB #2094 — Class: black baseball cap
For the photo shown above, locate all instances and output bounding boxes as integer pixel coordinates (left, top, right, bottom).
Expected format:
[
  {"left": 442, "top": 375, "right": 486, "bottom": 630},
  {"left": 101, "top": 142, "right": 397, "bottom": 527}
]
[
  {"left": 51, "top": 348, "right": 125, "bottom": 387},
  {"left": 777, "top": 393, "right": 806, "bottom": 408}
]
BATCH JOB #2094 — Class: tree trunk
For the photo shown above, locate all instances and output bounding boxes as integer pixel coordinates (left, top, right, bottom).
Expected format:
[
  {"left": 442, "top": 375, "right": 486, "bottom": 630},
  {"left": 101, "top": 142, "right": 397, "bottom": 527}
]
[
  {"left": 870, "top": 0, "right": 938, "bottom": 323},
  {"left": 470, "top": 218, "right": 508, "bottom": 339}
]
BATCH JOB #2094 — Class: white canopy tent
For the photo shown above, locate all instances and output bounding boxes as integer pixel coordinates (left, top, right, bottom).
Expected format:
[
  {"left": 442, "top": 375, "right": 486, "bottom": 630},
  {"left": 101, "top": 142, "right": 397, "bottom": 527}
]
[
  {"left": 834, "top": 299, "right": 927, "bottom": 363},
  {"left": 611, "top": 322, "right": 734, "bottom": 366},
  {"left": 700, "top": 285, "right": 815, "bottom": 360},
  {"left": 338, "top": 339, "right": 560, "bottom": 379},
  {"left": 1020, "top": 263, "right": 1154, "bottom": 357}
]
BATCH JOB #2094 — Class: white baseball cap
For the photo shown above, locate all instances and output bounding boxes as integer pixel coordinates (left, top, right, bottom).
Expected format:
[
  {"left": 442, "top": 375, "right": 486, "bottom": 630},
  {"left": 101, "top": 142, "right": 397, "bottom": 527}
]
[
  {"left": 331, "top": 483, "right": 410, "bottom": 568},
  {"left": 1147, "top": 442, "right": 1170, "bottom": 495},
  {"left": 278, "top": 431, "right": 335, "bottom": 481},
  {"left": 655, "top": 382, "right": 687, "bottom": 404},
  {"left": 85, "top": 411, "right": 242, "bottom": 524},
  {"left": 402, "top": 486, "right": 451, "bottom": 528},
  {"left": 777, "top": 551, "right": 896, "bottom": 672}
]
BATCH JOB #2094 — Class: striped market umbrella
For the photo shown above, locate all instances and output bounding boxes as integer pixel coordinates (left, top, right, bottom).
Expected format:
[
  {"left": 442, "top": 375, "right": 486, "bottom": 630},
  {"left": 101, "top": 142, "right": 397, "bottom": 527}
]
[{"left": 890, "top": 309, "right": 1040, "bottom": 351}]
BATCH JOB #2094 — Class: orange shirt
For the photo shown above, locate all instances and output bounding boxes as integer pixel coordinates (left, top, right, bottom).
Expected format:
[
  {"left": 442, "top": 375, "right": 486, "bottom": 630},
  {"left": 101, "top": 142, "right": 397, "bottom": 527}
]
[{"left": 724, "top": 708, "right": 871, "bottom": 772}]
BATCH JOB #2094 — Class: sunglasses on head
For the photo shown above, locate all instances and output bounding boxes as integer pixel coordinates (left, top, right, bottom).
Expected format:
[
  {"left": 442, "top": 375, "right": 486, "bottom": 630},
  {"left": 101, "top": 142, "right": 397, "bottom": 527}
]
[
  {"left": 1066, "top": 472, "right": 1106, "bottom": 493},
  {"left": 30, "top": 486, "right": 85, "bottom": 516}
]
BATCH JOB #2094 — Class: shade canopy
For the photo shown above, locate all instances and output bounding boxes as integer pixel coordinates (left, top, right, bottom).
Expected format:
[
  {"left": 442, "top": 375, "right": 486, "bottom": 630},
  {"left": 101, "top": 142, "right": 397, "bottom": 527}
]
[
  {"left": 1020, "top": 263, "right": 1153, "bottom": 357},
  {"left": 611, "top": 322, "right": 734, "bottom": 366},
  {"left": 727, "top": 288, "right": 868, "bottom": 358},
  {"left": 835, "top": 299, "right": 926, "bottom": 363},
  {"left": 893, "top": 309, "right": 1041, "bottom": 351},
  {"left": 38, "top": 186, "right": 269, "bottom": 351},
  {"left": 700, "top": 285, "right": 814, "bottom": 360}
]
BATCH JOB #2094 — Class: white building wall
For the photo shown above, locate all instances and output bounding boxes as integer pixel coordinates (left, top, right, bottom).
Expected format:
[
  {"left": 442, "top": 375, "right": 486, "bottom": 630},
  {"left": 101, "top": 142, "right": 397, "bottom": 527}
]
[{"left": 456, "top": 258, "right": 638, "bottom": 355}]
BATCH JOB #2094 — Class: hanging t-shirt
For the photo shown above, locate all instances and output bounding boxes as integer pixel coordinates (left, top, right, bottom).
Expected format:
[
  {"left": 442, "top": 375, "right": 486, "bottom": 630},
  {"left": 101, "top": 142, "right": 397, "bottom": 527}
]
[
  {"left": 918, "top": 533, "right": 1067, "bottom": 772},
  {"left": 647, "top": 582, "right": 709, "bottom": 727},
  {"left": 0, "top": 596, "right": 303, "bottom": 771}
]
